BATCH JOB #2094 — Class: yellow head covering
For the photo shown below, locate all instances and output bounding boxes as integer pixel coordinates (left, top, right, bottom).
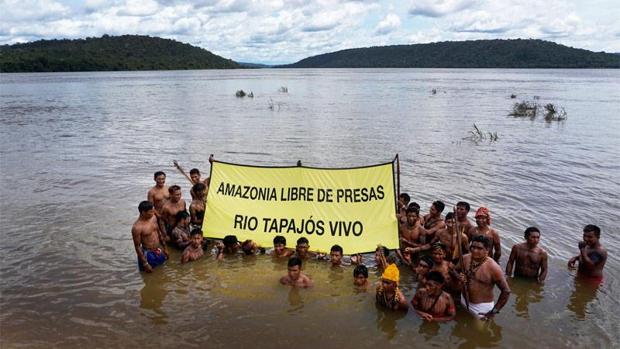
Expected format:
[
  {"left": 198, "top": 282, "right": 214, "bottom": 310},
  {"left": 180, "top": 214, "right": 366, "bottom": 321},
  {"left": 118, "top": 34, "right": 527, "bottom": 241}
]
[{"left": 381, "top": 263, "right": 400, "bottom": 285}]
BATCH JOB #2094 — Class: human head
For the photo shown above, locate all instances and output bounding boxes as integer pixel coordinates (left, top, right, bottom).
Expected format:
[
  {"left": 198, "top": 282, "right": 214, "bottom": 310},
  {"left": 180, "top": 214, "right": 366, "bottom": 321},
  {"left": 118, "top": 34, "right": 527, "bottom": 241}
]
[
  {"left": 470, "top": 235, "right": 490, "bottom": 259},
  {"left": 192, "top": 183, "right": 206, "bottom": 197},
  {"left": 381, "top": 264, "right": 400, "bottom": 291},
  {"left": 415, "top": 256, "right": 434, "bottom": 278},
  {"left": 330, "top": 244, "right": 343, "bottom": 266},
  {"left": 353, "top": 265, "right": 369, "bottom": 286},
  {"left": 273, "top": 235, "right": 287, "bottom": 254},
  {"left": 431, "top": 243, "right": 446, "bottom": 263},
  {"left": 168, "top": 185, "right": 182, "bottom": 202},
  {"left": 406, "top": 206, "right": 420, "bottom": 224},
  {"left": 189, "top": 168, "right": 201, "bottom": 183},
  {"left": 287, "top": 257, "right": 303, "bottom": 280},
  {"left": 456, "top": 201, "right": 470, "bottom": 219},
  {"left": 190, "top": 228, "right": 203, "bottom": 248},
  {"left": 408, "top": 202, "right": 421, "bottom": 211},
  {"left": 175, "top": 210, "right": 190, "bottom": 225},
  {"left": 375, "top": 245, "right": 390, "bottom": 264},
  {"left": 425, "top": 271, "right": 445, "bottom": 294},
  {"left": 431, "top": 200, "right": 445, "bottom": 215},
  {"left": 296, "top": 237, "right": 309, "bottom": 257},
  {"left": 445, "top": 212, "right": 456, "bottom": 228},
  {"left": 223, "top": 235, "right": 239, "bottom": 252},
  {"left": 399, "top": 193, "right": 411, "bottom": 206},
  {"left": 154, "top": 171, "right": 166, "bottom": 187},
  {"left": 524, "top": 227, "right": 541, "bottom": 247},
  {"left": 475, "top": 207, "right": 491, "bottom": 226},
  {"left": 583, "top": 224, "right": 601, "bottom": 246},
  {"left": 241, "top": 239, "right": 258, "bottom": 255},
  {"left": 138, "top": 201, "right": 154, "bottom": 217}
]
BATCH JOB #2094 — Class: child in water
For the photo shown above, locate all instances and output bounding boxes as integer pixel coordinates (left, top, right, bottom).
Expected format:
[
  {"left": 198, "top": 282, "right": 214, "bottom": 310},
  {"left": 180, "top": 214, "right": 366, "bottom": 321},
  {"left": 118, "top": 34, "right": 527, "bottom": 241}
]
[{"left": 181, "top": 229, "right": 204, "bottom": 263}]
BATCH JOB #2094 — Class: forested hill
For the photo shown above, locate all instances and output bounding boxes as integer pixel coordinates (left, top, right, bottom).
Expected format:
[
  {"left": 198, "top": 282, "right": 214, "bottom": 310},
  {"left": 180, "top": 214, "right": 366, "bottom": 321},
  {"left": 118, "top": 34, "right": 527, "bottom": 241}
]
[
  {"left": 0, "top": 35, "right": 240, "bottom": 72},
  {"left": 281, "top": 39, "right": 620, "bottom": 68}
]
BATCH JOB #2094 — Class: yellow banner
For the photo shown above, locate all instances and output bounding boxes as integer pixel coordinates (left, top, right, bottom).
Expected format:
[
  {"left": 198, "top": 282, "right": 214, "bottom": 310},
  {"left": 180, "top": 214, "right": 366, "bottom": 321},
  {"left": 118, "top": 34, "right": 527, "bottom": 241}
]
[{"left": 202, "top": 161, "right": 399, "bottom": 254}]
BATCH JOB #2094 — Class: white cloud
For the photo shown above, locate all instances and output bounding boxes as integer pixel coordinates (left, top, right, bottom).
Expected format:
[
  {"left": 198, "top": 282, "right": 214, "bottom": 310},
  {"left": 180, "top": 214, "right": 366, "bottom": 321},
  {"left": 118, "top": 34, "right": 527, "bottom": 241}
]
[
  {"left": 0, "top": 0, "right": 69, "bottom": 21},
  {"left": 117, "top": 0, "right": 160, "bottom": 16},
  {"left": 409, "top": 0, "right": 477, "bottom": 18},
  {"left": 375, "top": 13, "right": 400, "bottom": 35}
]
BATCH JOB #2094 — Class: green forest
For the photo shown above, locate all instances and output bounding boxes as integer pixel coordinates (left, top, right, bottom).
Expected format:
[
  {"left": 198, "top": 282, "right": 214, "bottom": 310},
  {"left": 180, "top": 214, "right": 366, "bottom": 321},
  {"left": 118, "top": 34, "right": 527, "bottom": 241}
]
[
  {"left": 281, "top": 39, "right": 619, "bottom": 68},
  {"left": 0, "top": 35, "right": 240, "bottom": 72}
]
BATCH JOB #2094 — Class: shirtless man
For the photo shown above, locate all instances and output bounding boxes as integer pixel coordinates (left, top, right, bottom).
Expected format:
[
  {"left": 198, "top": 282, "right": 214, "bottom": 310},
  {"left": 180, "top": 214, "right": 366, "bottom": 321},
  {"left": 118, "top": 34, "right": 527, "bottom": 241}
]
[
  {"left": 189, "top": 183, "right": 206, "bottom": 229},
  {"left": 455, "top": 201, "right": 475, "bottom": 236},
  {"left": 397, "top": 193, "right": 411, "bottom": 224},
  {"left": 410, "top": 212, "right": 469, "bottom": 263},
  {"left": 181, "top": 229, "right": 204, "bottom": 263},
  {"left": 147, "top": 171, "right": 169, "bottom": 214},
  {"left": 131, "top": 201, "right": 169, "bottom": 273},
  {"left": 293, "top": 237, "right": 317, "bottom": 260},
  {"left": 411, "top": 271, "right": 456, "bottom": 322},
  {"left": 470, "top": 207, "right": 501, "bottom": 263},
  {"left": 269, "top": 235, "right": 294, "bottom": 258},
  {"left": 280, "top": 257, "right": 313, "bottom": 288},
  {"left": 353, "top": 265, "right": 370, "bottom": 291},
  {"left": 215, "top": 235, "right": 241, "bottom": 260},
  {"left": 414, "top": 256, "right": 435, "bottom": 288},
  {"left": 399, "top": 206, "right": 423, "bottom": 247},
  {"left": 506, "top": 227, "right": 548, "bottom": 283},
  {"left": 457, "top": 235, "right": 511, "bottom": 320},
  {"left": 422, "top": 201, "right": 447, "bottom": 242},
  {"left": 159, "top": 185, "right": 187, "bottom": 238},
  {"left": 375, "top": 264, "right": 408, "bottom": 310},
  {"left": 173, "top": 156, "right": 212, "bottom": 199},
  {"left": 568, "top": 225, "right": 607, "bottom": 281}
]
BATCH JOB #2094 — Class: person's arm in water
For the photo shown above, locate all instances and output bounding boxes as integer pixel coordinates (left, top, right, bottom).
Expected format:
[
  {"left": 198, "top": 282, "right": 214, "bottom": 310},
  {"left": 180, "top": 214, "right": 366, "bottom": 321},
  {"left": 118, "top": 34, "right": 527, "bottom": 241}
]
[
  {"left": 505, "top": 245, "right": 517, "bottom": 276},
  {"left": 492, "top": 231, "right": 501, "bottom": 262},
  {"left": 538, "top": 251, "right": 548, "bottom": 283},
  {"left": 132, "top": 227, "right": 152, "bottom": 273},
  {"left": 482, "top": 266, "right": 511, "bottom": 320},
  {"left": 411, "top": 291, "right": 434, "bottom": 321}
]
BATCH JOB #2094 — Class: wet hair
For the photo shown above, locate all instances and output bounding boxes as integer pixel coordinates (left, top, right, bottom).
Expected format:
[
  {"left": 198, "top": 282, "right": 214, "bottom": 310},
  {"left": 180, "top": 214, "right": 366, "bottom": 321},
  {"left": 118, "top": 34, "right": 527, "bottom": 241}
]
[
  {"left": 376, "top": 245, "right": 389, "bottom": 257},
  {"left": 445, "top": 212, "right": 455, "bottom": 220},
  {"left": 418, "top": 255, "right": 435, "bottom": 269},
  {"left": 353, "top": 265, "right": 368, "bottom": 278},
  {"left": 273, "top": 235, "right": 286, "bottom": 245},
  {"left": 192, "top": 182, "right": 206, "bottom": 193},
  {"left": 241, "top": 240, "right": 255, "bottom": 255},
  {"left": 288, "top": 256, "right": 302, "bottom": 268},
  {"left": 138, "top": 200, "right": 154, "bottom": 213},
  {"left": 456, "top": 201, "right": 470, "bottom": 212},
  {"left": 175, "top": 210, "right": 190, "bottom": 221},
  {"left": 426, "top": 271, "right": 445, "bottom": 284},
  {"left": 524, "top": 227, "right": 541, "bottom": 238},
  {"left": 399, "top": 193, "right": 410, "bottom": 204},
  {"left": 583, "top": 224, "right": 601, "bottom": 238},
  {"left": 472, "top": 235, "right": 490, "bottom": 249},
  {"left": 330, "top": 244, "right": 343, "bottom": 255},
  {"left": 223, "top": 235, "right": 238, "bottom": 247},
  {"left": 154, "top": 171, "right": 166, "bottom": 179},
  {"left": 408, "top": 202, "right": 421, "bottom": 210},
  {"left": 432, "top": 200, "right": 445, "bottom": 213},
  {"left": 432, "top": 242, "right": 446, "bottom": 252},
  {"left": 189, "top": 168, "right": 200, "bottom": 175},
  {"left": 406, "top": 206, "right": 420, "bottom": 215},
  {"left": 297, "top": 237, "right": 309, "bottom": 246},
  {"left": 190, "top": 228, "right": 202, "bottom": 236},
  {"left": 169, "top": 185, "right": 181, "bottom": 193}
]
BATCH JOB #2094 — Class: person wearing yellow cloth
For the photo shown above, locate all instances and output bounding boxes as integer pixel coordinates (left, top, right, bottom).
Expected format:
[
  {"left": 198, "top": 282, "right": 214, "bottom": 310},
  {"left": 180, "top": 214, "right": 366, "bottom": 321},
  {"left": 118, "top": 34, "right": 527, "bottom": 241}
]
[{"left": 375, "top": 264, "right": 408, "bottom": 310}]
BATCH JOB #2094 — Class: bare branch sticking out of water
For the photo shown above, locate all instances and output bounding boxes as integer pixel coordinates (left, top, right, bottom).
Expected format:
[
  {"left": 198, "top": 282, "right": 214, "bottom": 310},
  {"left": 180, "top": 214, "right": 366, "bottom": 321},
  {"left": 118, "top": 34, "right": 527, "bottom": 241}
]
[
  {"left": 279, "top": 86, "right": 288, "bottom": 93},
  {"left": 463, "top": 123, "right": 498, "bottom": 144},
  {"left": 268, "top": 98, "right": 282, "bottom": 111},
  {"left": 510, "top": 101, "right": 537, "bottom": 118},
  {"left": 236, "top": 90, "right": 246, "bottom": 98}
]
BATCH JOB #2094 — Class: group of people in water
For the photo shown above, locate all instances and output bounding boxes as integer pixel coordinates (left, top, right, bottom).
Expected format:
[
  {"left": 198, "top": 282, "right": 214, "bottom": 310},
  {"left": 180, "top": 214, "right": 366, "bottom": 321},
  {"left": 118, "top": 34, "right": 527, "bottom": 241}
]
[{"left": 131, "top": 160, "right": 608, "bottom": 322}]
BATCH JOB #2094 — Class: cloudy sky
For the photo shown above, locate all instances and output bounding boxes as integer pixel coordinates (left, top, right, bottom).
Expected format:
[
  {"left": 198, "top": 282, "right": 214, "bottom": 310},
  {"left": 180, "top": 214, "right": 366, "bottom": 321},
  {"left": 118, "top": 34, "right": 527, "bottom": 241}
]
[{"left": 1, "top": 0, "right": 618, "bottom": 64}]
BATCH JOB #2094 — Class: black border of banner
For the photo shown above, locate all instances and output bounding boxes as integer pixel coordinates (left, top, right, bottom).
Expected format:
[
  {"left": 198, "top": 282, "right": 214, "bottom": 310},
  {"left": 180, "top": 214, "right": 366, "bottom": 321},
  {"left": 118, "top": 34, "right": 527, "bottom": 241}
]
[{"left": 204, "top": 158, "right": 399, "bottom": 255}]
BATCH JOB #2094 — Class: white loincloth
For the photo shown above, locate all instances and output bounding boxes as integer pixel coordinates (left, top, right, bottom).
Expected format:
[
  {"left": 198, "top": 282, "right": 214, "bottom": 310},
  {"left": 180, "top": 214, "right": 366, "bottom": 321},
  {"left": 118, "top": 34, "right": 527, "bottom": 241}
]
[{"left": 461, "top": 295, "right": 494, "bottom": 319}]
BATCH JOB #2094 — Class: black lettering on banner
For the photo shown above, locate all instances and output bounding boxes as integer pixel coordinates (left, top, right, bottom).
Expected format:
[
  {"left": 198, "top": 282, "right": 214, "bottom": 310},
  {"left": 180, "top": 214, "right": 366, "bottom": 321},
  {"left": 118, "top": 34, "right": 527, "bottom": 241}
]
[{"left": 233, "top": 214, "right": 258, "bottom": 231}]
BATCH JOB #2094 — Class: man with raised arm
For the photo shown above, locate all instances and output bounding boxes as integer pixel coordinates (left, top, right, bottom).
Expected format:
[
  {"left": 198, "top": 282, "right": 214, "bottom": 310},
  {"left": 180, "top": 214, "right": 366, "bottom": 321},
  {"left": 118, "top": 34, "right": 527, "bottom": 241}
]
[
  {"left": 568, "top": 224, "right": 607, "bottom": 282},
  {"left": 132, "top": 201, "right": 168, "bottom": 273},
  {"left": 457, "top": 235, "right": 510, "bottom": 320},
  {"left": 506, "top": 227, "right": 548, "bottom": 283}
]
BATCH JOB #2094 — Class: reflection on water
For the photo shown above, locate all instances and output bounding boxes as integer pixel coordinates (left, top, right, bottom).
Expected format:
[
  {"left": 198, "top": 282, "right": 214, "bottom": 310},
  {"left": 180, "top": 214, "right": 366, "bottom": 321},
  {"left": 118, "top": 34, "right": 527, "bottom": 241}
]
[
  {"left": 567, "top": 276, "right": 601, "bottom": 320},
  {"left": 375, "top": 303, "right": 407, "bottom": 340},
  {"left": 509, "top": 277, "right": 544, "bottom": 319},
  {"left": 139, "top": 270, "right": 170, "bottom": 324},
  {"left": 452, "top": 313, "right": 503, "bottom": 349}
]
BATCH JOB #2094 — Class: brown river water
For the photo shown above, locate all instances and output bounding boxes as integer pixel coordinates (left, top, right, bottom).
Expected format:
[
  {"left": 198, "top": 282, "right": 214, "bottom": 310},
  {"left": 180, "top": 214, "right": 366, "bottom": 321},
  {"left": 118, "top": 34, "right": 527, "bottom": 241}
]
[{"left": 1, "top": 68, "right": 619, "bottom": 348}]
